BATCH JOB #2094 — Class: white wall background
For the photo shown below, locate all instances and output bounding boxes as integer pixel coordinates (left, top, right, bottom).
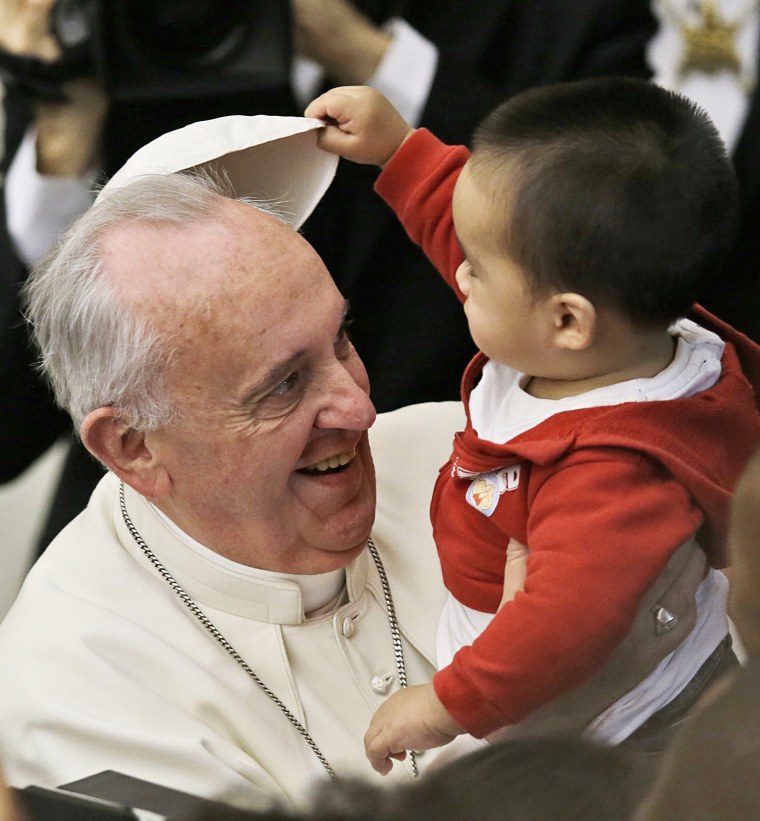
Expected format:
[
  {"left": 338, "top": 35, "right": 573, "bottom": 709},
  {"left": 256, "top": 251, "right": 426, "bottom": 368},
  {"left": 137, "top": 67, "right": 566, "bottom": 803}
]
[{"left": 0, "top": 441, "right": 67, "bottom": 621}]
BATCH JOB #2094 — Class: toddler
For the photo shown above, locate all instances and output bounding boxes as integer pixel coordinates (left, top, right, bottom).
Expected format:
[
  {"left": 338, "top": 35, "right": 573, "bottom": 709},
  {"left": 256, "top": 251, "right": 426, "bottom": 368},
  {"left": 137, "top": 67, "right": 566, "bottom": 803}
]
[{"left": 305, "top": 79, "right": 760, "bottom": 773}]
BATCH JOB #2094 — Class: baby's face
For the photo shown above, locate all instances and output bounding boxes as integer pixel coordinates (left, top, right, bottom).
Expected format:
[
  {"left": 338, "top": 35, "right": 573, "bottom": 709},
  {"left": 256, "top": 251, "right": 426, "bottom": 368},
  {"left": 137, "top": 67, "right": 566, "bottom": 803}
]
[
  {"left": 729, "top": 446, "right": 760, "bottom": 655},
  {"left": 452, "top": 160, "right": 549, "bottom": 374}
]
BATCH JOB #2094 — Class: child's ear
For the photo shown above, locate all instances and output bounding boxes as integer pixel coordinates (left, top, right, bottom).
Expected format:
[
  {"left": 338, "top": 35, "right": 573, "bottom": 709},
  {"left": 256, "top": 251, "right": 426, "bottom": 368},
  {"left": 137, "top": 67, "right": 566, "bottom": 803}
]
[
  {"left": 80, "top": 407, "right": 171, "bottom": 499},
  {"left": 548, "top": 292, "right": 595, "bottom": 351}
]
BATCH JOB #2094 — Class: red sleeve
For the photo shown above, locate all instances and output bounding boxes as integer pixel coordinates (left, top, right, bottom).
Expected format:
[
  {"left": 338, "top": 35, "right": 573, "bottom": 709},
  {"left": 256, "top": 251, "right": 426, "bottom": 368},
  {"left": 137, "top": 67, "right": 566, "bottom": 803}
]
[
  {"left": 375, "top": 129, "right": 469, "bottom": 297},
  {"left": 433, "top": 451, "right": 704, "bottom": 737}
]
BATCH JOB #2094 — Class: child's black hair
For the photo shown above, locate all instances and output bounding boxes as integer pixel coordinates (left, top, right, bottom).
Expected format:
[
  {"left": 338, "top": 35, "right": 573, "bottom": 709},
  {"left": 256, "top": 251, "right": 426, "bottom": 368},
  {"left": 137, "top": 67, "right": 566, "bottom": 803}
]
[{"left": 471, "top": 76, "right": 738, "bottom": 326}]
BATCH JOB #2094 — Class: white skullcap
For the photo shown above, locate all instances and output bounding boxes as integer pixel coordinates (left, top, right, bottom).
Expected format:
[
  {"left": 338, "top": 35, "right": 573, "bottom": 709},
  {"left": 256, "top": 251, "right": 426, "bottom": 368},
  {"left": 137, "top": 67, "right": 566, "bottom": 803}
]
[{"left": 95, "top": 115, "right": 337, "bottom": 229}]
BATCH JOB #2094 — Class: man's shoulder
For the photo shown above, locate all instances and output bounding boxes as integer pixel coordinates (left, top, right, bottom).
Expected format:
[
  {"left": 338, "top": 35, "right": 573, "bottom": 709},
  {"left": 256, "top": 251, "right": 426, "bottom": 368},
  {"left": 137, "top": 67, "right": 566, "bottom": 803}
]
[
  {"left": 370, "top": 402, "right": 463, "bottom": 648},
  {"left": 370, "top": 401, "right": 464, "bottom": 476},
  {"left": 0, "top": 471, "right": 135, "bottom": 636},
  {"left": 38, "top": 470, "right": 123, "bottom": 562}
]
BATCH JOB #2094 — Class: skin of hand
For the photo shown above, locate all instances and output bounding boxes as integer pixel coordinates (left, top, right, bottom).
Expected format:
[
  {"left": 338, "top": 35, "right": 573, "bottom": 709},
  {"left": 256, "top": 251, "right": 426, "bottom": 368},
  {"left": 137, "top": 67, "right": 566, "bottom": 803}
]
[
  {"left": 0, "top": 0, "right": 59, "bottom": 60},
  {"left": 34, "top": 76, "right": 108, "bottom": 176},
  {"left": 0, "top": 768, "right": 21, "bottom": 821},
  {"left": 291, "top": 0, "right": 392, "bottom": 84},
  {"left": 364, "top": 683, "right": 465, "bottom": 775},
  {"left": 304, "top": 85, "right": 414, "bottom": 166},
  {"left": 728, "top": 444, "right": 760, "bottom": 655},
  {"left": 0, "top": 0, "right": 108, "bottom": 175}
]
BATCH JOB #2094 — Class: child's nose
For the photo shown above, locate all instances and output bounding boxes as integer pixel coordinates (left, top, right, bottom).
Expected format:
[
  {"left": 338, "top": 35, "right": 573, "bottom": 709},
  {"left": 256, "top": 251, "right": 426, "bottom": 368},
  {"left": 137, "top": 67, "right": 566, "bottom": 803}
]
[{"left": 455, "top": 262, "right": 470, "bottom": 297}]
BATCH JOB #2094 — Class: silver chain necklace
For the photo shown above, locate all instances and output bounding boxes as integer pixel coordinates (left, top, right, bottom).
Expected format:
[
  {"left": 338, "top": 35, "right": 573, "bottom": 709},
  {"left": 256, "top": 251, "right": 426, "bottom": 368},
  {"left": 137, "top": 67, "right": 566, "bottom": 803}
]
[{"left": 118, "top": 482, "right": 418, "bottom": 781}]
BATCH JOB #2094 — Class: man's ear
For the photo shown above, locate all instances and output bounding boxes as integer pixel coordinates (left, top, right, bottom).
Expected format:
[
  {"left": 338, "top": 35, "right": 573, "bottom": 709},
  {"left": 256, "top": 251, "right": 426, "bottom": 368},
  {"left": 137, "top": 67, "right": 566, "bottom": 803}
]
[
  {"left": 80, "top": 407, "right": 171, "bottom": 499},
  {"left": 548, "top": 292, "right": 596, "bottom": 351}
]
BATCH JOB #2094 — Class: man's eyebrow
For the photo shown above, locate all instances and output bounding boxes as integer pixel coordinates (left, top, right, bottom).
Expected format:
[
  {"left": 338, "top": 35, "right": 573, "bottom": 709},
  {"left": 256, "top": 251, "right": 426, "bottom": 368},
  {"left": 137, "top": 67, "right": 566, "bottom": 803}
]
[{"left": 238, "top": 301, "right": 351, "bottom": 406}]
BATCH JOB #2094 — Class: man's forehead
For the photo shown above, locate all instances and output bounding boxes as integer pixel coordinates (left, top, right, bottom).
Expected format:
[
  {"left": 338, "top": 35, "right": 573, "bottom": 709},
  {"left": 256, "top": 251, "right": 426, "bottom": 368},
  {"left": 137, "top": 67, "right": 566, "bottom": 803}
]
[
  {"left": 101, "top": 200, "right": 306, "bottom": 298},
  {"left": 165, "top": 266, "right": 346, "bottom": 407}
]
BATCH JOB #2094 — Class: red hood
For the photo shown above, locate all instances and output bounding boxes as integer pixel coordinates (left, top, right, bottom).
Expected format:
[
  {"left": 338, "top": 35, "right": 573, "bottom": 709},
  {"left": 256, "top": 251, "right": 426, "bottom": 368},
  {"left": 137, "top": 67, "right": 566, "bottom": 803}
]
[{"left": 454, "top": 332, "right": 760, "bottom": 563}]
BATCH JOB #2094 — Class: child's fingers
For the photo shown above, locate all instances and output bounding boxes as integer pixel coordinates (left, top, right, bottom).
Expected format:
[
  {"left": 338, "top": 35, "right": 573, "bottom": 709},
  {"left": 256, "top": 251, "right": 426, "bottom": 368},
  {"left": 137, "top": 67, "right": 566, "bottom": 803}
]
[
  {"left": 304, "top": 86, "right": 365, "bottom": 124},
  {"left": 365, "top": 732, "right": 405, "bottom": 775},
  {"left": 304, "top": 93, "right": 339, "bottom": 123},
  {"left": 364, "top": 717, "right": 409, "bottom": 775},
  {"left": 314, "top": 126, "right": 359, "bottom": 156},
  {"left": 370, "top": 756, "right": 393, "bottom": 776},
  {"left": 306, "top": 85, "right": 412, "bottom": 164}
]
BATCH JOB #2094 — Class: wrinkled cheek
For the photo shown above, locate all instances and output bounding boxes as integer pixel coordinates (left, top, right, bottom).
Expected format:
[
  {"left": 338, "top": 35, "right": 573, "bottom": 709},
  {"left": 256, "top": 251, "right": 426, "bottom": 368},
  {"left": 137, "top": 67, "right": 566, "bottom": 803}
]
[
  {"left": 291, "top": 459, "right": 376, "bottom": 549},
  {"left": 292, "top": 495, "right": 375, "bottom": 557},
  {"left": 216, "top": 460, "right": 284, "bottom": 521}
]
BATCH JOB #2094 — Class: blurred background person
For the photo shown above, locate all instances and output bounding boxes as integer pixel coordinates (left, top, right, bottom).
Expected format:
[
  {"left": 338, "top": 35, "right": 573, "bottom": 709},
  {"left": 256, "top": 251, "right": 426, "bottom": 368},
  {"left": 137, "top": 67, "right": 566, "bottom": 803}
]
[
  {"left": 314, "top": 735, "right": 651, "bottom": 821},
  {"left": 649, "top": 0, "right": 760, "bottom": 342},
  {"left": 634, "top": 444, "right": 760, "bottom": 820},
  {"left": 0, "top": 770, "right": 22, "bottom": 821}
]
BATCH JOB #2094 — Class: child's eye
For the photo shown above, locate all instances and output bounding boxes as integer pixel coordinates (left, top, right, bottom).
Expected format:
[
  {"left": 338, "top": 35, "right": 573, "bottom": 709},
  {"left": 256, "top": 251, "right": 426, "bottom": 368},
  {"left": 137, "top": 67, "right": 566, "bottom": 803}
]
[{"left": 334, "top": 325, "right": 354, "bottom": 359}]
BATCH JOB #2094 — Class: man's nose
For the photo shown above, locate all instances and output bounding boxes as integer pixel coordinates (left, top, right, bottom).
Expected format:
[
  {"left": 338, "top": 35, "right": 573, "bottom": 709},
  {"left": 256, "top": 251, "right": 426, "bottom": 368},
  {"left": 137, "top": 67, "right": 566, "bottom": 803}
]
[{"left": 315, "top": 361, "right": 377, "bottom": 431}]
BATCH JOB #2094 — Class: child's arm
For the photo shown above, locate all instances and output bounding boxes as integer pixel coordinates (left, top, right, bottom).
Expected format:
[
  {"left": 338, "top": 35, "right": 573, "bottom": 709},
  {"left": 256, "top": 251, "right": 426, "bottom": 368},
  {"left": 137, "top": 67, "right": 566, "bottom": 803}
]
[
  {"left": 434, "top": 454, "right": 706, "bottom": 740},
  {"left": 501, "top": 538, "right": 528, "bottom": 607},
  {"left": 362, "top": 537, "right": 526, "bottom": 775},
  {"left": 304, "top": 86, "right": 415, "bottom": 167}
]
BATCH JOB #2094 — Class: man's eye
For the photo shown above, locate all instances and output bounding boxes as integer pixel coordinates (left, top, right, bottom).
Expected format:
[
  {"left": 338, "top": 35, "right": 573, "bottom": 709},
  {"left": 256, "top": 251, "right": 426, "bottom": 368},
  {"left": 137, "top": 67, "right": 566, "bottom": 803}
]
[{"left": 269, "top": 371, "right": 300, "bottom": 397}]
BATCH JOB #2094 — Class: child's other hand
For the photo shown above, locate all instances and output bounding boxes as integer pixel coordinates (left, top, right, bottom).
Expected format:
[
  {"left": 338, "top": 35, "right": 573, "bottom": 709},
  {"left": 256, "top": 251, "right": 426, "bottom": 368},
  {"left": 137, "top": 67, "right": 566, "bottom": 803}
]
[
  {"left": 304, "top": 86, "right": 414, "bottom": 166},
  {"left": 364, "top": 683, "right": 463, "bottom": 775}
]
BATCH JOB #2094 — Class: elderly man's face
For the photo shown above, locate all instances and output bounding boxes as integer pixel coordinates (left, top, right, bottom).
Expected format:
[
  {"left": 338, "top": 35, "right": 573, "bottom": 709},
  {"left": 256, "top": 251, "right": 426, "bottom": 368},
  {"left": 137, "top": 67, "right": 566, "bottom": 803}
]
[{"left": 104, "top": 199, "right": 377, "bottom": 573}]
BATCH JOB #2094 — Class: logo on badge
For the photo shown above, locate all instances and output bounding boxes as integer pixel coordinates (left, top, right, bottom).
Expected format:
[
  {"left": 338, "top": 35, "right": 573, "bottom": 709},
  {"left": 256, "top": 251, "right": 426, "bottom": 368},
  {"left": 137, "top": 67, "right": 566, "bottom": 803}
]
[{"left": 465, "top": 465, "right": 521, "bottom": 516}]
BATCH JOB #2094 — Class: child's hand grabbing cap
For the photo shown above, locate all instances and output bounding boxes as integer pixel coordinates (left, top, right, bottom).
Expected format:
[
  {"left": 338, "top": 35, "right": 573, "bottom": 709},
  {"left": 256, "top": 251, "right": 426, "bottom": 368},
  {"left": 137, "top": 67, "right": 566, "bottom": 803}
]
[{"left": 305, "top": 85, "right": 414, "bottom": 166}]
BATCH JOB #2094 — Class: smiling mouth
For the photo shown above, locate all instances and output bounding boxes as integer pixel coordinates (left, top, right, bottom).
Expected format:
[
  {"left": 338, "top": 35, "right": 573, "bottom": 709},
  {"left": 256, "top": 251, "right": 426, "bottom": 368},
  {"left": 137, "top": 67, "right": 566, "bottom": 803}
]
[{"left": 298, "top": 448, "right": 357, "bottom": 476}]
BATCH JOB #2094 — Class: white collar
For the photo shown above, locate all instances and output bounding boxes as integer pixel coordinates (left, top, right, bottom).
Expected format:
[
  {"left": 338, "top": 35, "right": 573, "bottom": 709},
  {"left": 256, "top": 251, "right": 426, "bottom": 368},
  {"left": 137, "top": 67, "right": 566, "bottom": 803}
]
[{"left": 113, "top": 478, "right": 365, "bottom": 625}]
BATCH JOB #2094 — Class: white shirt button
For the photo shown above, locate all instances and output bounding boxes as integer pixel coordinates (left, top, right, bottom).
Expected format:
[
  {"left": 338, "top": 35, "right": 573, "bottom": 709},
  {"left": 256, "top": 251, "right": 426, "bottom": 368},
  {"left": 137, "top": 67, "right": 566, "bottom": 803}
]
[{"left": 371, "top": 673, "right": 394, "bottom": 694}]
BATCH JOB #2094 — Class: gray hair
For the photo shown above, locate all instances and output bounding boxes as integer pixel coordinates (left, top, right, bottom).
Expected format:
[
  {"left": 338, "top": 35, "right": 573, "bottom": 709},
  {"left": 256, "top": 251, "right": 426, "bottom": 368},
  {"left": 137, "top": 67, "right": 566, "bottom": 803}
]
[{"left": 23, "top": 170, "right": 285, "bottom": 433}]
